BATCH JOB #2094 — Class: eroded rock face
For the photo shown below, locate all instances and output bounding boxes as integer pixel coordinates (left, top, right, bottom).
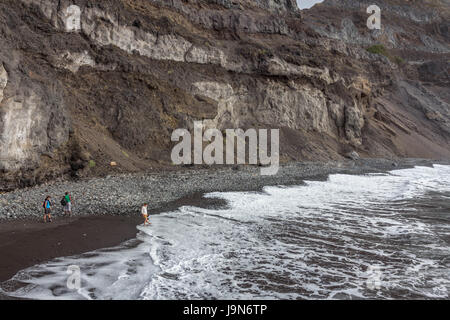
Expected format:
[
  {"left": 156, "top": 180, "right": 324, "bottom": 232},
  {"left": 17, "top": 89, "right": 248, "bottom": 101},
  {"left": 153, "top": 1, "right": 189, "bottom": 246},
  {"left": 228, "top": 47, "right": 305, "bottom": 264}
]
[
  {"left": 1, "top": 92, "right": 44, "bottom": 170},
  {"left": 149, "top": 0, "right": 298, "bottom": 12},
  {"left": 83, "top": 9, "right": 189, "bottom": 62},
  {"left": 191, "top": 81, "right": 238, "bottom": 128},
  {"left": 308, "top": 0, "right": 450, "bottom": 53},
  {"left": 0, "top": 0, "right": 448, "bottom": 190},
  {"left": 191, "top": 79, "right": 334, "bottom": 134},
  {"left": 0, "top": 42, "right": 69, "bottom": 189},
  {"left": 53, "top": 51, "right": 96, "bottom": 73},
  {"left": 0, "top": 78, "right": 69, "bottom": 172},
  {"left": 344, "top": 102, "right": 365, "bottom": 146},
  {"left": 242, "top": 0, "right": 298, "bottom": 12},
  {"left": 256, "top": 81, "right": 332, "bottom": 133}
]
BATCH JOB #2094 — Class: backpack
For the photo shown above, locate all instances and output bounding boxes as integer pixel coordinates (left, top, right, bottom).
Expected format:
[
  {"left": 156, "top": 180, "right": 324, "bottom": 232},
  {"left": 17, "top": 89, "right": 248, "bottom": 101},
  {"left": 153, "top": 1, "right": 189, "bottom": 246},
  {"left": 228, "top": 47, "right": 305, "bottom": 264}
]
[
  {"left": 61, "top": 197, "right": 67, "bottom": 206},
  {"left": 43, "top": 200, "right": 50, "bottom": 208}
]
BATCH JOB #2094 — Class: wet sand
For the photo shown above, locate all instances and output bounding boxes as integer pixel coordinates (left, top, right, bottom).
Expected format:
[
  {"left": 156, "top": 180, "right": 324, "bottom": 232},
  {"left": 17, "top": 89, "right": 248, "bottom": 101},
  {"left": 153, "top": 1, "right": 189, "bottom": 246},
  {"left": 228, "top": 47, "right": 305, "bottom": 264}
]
[{"left": 0, "top": 215, "right": 141, "bottom": 284}]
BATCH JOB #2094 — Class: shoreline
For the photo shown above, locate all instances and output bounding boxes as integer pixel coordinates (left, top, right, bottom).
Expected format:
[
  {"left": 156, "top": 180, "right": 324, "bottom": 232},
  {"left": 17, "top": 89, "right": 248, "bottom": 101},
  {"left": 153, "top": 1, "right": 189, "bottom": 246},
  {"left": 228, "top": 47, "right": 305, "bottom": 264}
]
[
  {"left": 0, "top": 192, "right": 227, "bottom": 284},
  {"left": 1, "top": 158, "right": 449, "bottom": 298},
  {"left": 2, "top": 158, "right": 449, "bottom": 221}
]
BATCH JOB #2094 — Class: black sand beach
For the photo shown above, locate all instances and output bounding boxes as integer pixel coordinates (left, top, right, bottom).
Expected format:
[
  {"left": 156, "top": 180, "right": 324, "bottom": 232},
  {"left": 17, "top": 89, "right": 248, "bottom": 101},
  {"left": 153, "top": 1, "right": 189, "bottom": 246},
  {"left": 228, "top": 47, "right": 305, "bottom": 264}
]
[{"left": 1, "top": 159, "right": 449, "bottom": 299}]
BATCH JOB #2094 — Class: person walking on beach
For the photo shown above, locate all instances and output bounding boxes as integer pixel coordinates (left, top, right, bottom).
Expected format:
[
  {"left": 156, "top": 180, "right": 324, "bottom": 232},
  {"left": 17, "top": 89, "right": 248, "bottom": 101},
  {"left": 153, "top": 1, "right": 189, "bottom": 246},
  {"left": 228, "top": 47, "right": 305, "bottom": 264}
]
[
  {"left": 43, "top": 196, "right": 53, "bottom": 223},
  {"left": 62, "top": 192, "right": 72, "bottom": 217},
  {"left": 141, "top": 203, "right": 151, "bottom": 226}
]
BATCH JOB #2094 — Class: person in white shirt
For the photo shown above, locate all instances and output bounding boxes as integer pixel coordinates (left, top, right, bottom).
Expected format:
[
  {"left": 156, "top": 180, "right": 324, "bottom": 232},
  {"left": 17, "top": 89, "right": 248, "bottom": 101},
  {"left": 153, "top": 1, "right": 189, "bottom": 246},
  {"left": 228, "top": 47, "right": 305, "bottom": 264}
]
[{"left": 141, "top": 203, "right": 151, "bottom": 225}]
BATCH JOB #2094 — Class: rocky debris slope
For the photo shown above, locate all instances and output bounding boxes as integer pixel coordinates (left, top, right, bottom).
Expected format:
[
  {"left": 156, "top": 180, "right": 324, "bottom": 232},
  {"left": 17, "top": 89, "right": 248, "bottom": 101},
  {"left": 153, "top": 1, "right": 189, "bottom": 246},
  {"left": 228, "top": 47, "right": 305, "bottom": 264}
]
[{"left": 0, "top": 0, "right": 449, "bottom": 191}]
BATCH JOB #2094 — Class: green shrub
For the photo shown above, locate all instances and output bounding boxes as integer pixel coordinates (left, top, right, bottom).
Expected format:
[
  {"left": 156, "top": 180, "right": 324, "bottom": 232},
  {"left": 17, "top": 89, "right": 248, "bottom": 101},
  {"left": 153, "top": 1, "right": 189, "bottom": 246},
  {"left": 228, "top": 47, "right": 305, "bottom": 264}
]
[
  {"left": 366, "top": 44, "right": 388, "bottom": 56},
  {"left": 393, "top": 56, "right": 405, "bottom": 65},
  {"left": 367, "top": 45, "right": 405, "bottom": 65},
  {"left": 88, "top": 160, "right": 96, "bottom": 168}
]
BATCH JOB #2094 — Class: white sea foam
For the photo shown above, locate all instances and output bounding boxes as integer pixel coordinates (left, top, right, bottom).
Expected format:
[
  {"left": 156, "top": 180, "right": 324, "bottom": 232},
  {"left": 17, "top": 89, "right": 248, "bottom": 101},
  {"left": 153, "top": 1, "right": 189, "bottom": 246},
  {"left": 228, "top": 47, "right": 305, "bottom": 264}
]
[{"left": 1, "top": 165, "right": 449, "bottom": 299}]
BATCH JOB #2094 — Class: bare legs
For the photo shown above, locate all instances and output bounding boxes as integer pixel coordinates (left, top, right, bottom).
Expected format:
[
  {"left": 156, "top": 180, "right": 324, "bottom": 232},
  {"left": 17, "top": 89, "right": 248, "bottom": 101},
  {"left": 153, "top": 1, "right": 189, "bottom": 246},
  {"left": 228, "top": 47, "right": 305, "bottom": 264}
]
[
  {"left": 43, "top": 212, "right": 52, "bottom": 223},
  {"left": 143, "top": 215, "right": 151, "bottom": 225}
]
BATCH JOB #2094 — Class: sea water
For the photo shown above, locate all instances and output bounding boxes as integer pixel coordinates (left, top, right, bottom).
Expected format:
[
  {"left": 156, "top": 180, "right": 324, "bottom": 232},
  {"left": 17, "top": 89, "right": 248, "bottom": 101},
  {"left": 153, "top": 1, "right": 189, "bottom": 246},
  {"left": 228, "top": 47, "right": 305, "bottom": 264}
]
[{"left": 1, "top": 165, "right": 449, "bottom": 299}]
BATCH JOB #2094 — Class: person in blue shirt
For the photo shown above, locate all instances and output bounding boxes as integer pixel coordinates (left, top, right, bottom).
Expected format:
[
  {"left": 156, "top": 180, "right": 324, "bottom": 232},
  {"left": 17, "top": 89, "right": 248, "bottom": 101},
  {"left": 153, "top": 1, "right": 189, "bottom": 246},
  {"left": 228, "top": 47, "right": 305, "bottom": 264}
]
[{"left": 43, "top": 196, "right": 53, "bottom": 223}]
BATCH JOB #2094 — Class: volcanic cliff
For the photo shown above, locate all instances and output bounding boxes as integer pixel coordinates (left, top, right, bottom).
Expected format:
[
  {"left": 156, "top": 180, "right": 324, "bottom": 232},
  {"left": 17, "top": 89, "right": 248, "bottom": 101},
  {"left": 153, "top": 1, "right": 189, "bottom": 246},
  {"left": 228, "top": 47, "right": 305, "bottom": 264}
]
[{"left": 0, "top": 0, "right": 449, "bottom": 190}]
